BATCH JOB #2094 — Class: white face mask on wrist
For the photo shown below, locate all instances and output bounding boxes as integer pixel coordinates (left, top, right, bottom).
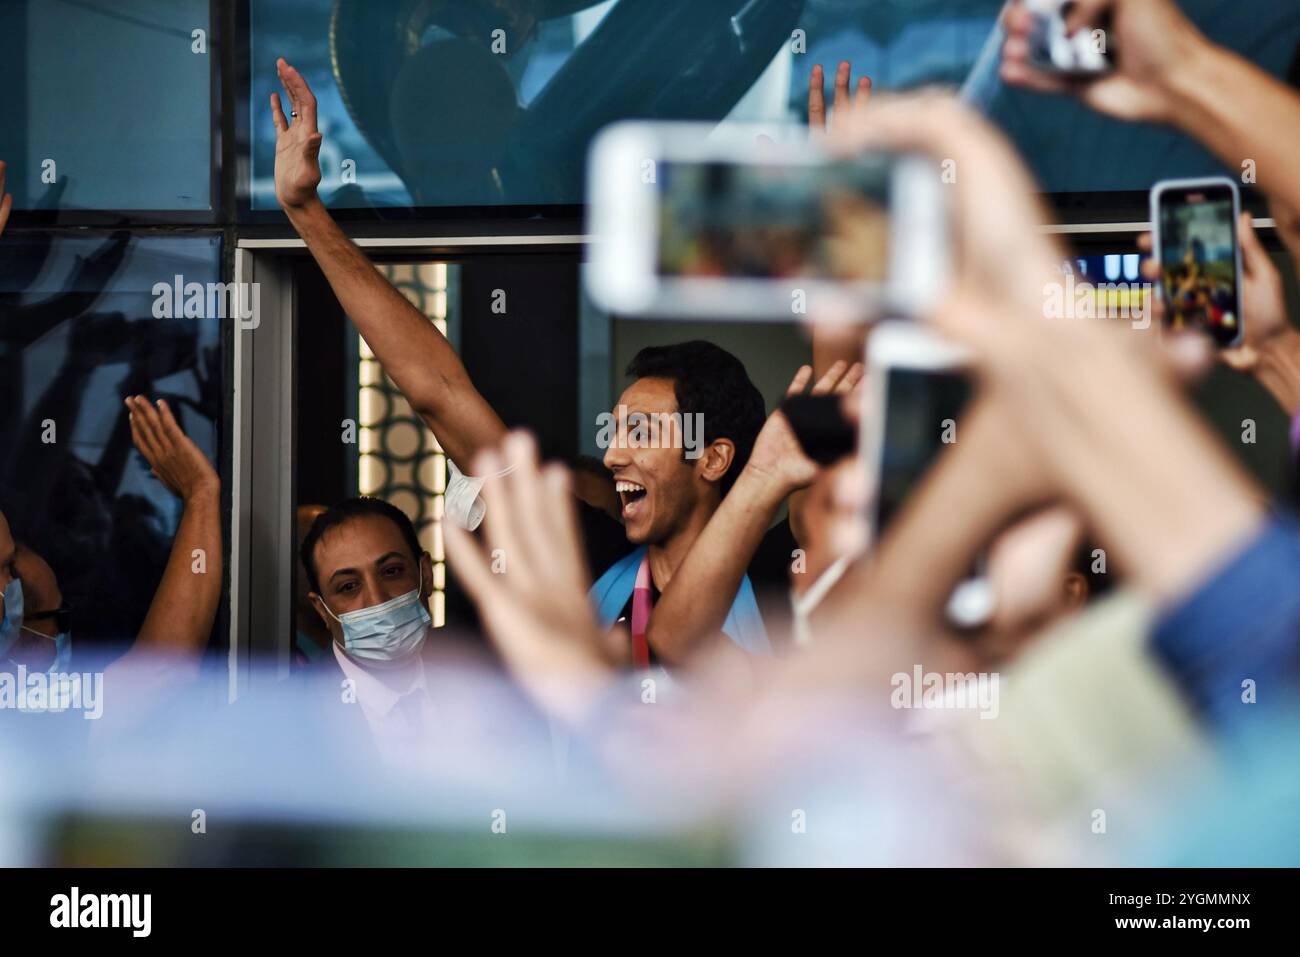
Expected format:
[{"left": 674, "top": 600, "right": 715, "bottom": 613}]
[
  {"left": 321, "top": 585, "right": 431, "bottom": 664},
  {"left": 444, "top": 458, "right": 517, "bottom": 532}
]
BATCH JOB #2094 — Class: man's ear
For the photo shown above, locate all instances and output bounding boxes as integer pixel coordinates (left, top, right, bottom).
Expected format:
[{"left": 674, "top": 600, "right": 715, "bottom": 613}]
[
  {"left": 309, "top": 592, "right": 336, "bottom": 633},
  {"left": 1063, "top": 572, "right": 1089, "bottom": 610},
  {"left": 697, "top": 438, "right": 736, "bottom": 486},
  {"left": 420, "top": 552, "right": 435, "bottom": 598}
]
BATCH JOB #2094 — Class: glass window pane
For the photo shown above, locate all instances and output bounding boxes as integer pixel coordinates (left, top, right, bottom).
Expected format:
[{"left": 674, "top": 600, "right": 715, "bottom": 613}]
[
  {"left": 0, "top": 233, "right": 224, "bottom": 654},
  {"left": 0, "top": 0, "right": 213, "bottom": 213},
  {"left": 246, "top": 0, "right": 1300, "bottom": 214}
]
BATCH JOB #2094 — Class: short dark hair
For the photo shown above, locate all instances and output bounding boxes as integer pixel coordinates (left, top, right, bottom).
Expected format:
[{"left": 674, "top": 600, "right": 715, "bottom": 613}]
[
  {"left": 625, "top": 341, "right": 766, "bottom": 496},
  {"left": 300, "top": 497, "right": 423, "bottom": 594}
]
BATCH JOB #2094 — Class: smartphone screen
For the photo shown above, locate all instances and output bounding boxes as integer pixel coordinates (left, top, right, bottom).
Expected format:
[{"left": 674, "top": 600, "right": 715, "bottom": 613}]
[
  {"left": 1157, "top": 183, "right": 1242, "bottom": 347},
  {"left": 655, "top": 156, "right": 893, "bottom": 283},
  {"left": 875, "top": 366, "right": 973, "bottom": 533}
]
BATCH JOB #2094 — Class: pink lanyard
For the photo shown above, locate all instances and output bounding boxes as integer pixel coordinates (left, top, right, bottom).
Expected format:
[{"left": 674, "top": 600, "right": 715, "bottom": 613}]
[{"left": 630, "top": 553, "right": 653, "bottom": 669}]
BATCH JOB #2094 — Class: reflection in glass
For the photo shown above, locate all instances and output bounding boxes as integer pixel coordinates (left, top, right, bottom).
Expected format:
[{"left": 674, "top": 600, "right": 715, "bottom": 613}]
[
  {"left": 248, "top": 0, "right": 1300, "bottom": 212},
  {"left": 0, "top": 234, "right": 223, "bottom": 653}
]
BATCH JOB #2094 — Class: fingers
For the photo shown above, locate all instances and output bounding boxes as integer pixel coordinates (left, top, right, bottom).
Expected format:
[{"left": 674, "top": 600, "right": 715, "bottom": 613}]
[
  {"left": 786, "top": 364, "right": 814, "bottom": 396},
  {"left": 276, "top": 58, "right": 318, "bottom": 129},
  {"left": 854, "top": 75, "right": 872, "bottom": 110},
  {"left": 809, "top": 359, "right": 848, "bottom": 395},
  {"left": 154, "top": 398, "right": 191, "bottom": 454},
  {"left": 270, "top": 91, "right": 289, "bottom": 134},
  {"left": 999, "top": 22, "right": 1074, "bottom": 95},
  {"left": 1238, "top": 212, "right": 1266, "bottom": 276},
  {"left": 999, "top": 56, "right": 1074, "bottom": 96},
  {"left": 1220, "top": 343, "right": 1260, "bottom": 372},
  {"left": 1138, "top": 233, "right": 1161, "bottom": 289},
  {"left": 832, "top": 61, "right": 852, "bottom": 117},
  {"left": 835, "top": 361, "right": 865, "bottom": 395},
  {"left": 498, "top": 432, "right": 552, "bottom": 571},
  {"left": 125, "top": 396, "right": 166, "bottom": 464},
  {"left": 1159, "top": 329, "right": 1216, "bottom": 383},
  {"left": 539, "top": 461, "right": 587, "bottom": 586},
  {"left": 443, "top": 518, "right": 499, "bottom": 608},
  {"left": 840, "top": 380, "right": 863, "bottom": 426},
  {"left": 476, "top": 445, "right": 526, "bottom": 588},
  {"left": 808, "top": 64, "right": 826, "bottom": 133}
]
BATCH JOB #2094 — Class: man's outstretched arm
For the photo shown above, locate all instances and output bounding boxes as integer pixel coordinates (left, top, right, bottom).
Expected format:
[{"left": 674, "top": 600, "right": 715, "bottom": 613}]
[{"left": 271, "top": 58, "right": 506, "bottom": 471}]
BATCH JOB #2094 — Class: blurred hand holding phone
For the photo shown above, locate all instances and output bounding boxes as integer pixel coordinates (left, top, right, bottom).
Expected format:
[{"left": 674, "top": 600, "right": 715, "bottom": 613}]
[
  {"left": 1150, "top": 176, "right": 1244, "bottom": 349},
  {"left": 1025, "top": 0, "right": 1114, "bottom": 76},
  {"left": 585, "top": 121, "right": 950, "bottom": 321}
]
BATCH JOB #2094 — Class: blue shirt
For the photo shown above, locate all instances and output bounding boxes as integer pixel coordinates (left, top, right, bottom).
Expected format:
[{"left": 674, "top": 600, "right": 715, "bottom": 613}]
[
  {"left": 588, "top": 546, "right": 771, "bottom": 655},
  {"left": 1151, "top": 513, "right": 1300, "bottom": 730}
]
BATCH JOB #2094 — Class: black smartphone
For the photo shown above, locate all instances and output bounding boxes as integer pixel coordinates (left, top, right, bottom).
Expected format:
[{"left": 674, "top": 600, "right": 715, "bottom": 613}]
[
  {"left": 1151, "top": 177, "right": 1244, "bottom": 349},
  {"left": 782, "top": 394, "right": 857, "bottom": 466}
]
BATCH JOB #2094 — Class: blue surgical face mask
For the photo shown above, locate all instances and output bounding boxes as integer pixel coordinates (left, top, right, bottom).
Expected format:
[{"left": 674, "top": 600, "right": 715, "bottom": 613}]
[
  {"left": 0, "top": 578, "right": 23, "bottom": 657},
  {"left": 18, "top": 625, "right": 71, "bottom": 673},
  {"left": 322, "top": 585, "right": 430, "bottom": 664}
]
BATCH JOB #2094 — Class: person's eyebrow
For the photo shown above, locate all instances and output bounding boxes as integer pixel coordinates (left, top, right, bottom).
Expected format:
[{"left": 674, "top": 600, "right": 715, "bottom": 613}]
[
  {"left": 327, "top": 565, "right": 361, "bottom": 585},
  {"left": 373, "top": 551, "right": 409, "bottom": 567}
]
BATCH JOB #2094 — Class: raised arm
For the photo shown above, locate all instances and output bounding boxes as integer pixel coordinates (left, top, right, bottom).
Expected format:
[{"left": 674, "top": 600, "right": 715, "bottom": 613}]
[
  {"left": 271, "top": 58, "right": 506, "bottom": 470},
  {"left": 112, "top": 397, "right": 222, "bottom": 671}
]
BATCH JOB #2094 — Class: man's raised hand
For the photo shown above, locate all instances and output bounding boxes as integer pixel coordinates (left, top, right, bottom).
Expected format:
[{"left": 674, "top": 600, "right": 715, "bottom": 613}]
[{"left": 271, "top": 58, "right": 323, "bottom": 210}]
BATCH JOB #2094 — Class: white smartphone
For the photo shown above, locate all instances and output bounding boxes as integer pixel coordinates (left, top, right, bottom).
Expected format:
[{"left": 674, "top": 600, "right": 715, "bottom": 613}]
[
  {"left": 1026, "top": 0, "right": 1113, "bottom": 76},
  {"left": 862, "top": 321, "right": 993, "bottom": 629},
  {"left": 585, "top": 121, "right": 949, "bottom": 321},
  {"left": 1150, "top": 176, "right": 1244, "bottom": 349}
]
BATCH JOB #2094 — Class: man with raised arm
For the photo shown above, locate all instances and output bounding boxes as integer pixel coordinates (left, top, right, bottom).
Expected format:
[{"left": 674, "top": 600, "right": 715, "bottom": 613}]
[{"left": 269, "top": 59, "right": 825, "bottom": 665}]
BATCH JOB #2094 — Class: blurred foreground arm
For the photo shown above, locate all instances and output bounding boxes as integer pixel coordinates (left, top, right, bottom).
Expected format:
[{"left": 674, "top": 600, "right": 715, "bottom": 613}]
[{"left": 444, "top": 432, "right": 618, "bottom": 725}]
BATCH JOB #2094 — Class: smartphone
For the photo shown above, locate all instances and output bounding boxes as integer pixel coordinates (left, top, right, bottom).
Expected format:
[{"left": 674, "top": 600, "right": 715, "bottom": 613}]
[
  {"left": 1150, "top": 176, "right": 1244, "bottom": 348},
  {"left": 1026, "top": 0, "right": 1113, "bottom": 76},
  {"left": 861, "top": 322, "right": 993, "bottom": 629},
  {"left": 585, "top": 121, "right": 949, "bottom": 321},
  {"left": 782, "top": 394, "right": 856, "bottom": 466}
]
